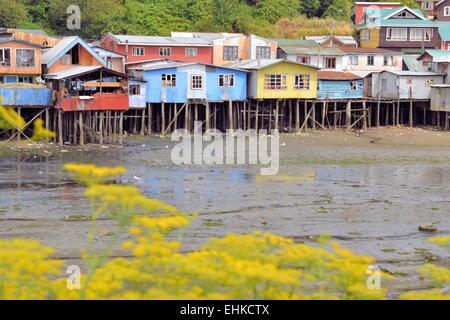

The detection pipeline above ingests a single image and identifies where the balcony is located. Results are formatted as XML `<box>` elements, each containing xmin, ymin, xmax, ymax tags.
<box><xmin>58</xmin><ymin>92</ymin><xmax>129</xmax><ymax>112</ymax></box>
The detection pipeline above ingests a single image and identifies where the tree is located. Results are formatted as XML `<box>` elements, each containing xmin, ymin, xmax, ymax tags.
<box><xmin>300</xmin><ymin>0</ymin><xmax>320</xmax><ymax>18</ymax></box>
<box><xmin>256</xmin><ymin>0</ymin><xmax>299</xmax><ymax>24</ymax></box>
<box><xmin>324</xmin><ymin>0</ymin><xmax>352</xmax><ymax>22</ymax></box>
<box><xmin>0</xmin><ymin>0</ymin><xmax>28</xmax><ymax>28</ymax></box>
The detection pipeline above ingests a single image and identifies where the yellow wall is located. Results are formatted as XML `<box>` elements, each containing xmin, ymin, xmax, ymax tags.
<box><xmin>359</xmin><ymin>28</ymin><xmax>380</xmax><ymax>48</ymax></box>
<box><xmin>255</xmin><ymin>61</ymin><xmax>317</xmax><ymax>99</ymax></box>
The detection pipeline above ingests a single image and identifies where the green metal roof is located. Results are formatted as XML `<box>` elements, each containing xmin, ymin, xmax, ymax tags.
<box><xmin>279</xmin><ymin>46</ymin><xmax>346</xmax><ymax>56</ymax></box>
<box><xmin>438</xmin><ymin>21</ymin><xmax>450</xmax><ymax>41</ymax></box>
<box><xmin>358</xmin><ymin>6</ymin><xmax>437</xmax><ymax>28</ymax></box>
<box><xmin>269</xmin><ymin>38</ymin><xmax>318</xmax><ymax>47</ymax></box>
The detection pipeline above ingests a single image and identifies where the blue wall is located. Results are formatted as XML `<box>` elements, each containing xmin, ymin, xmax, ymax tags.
<box><xmin>206</xmin><ymin>67</ymin><xmax>247</xmax><ymax>101</ymax></box>
<box><xmin>0</xmin><ymin>88</ymin><xmax>53</xmax><ymax>106</ymax></box>
<box><xmin>145</xmin><ymin>67</ymin><xmax>188</xmax><ymax>103</ymax></box>
<box><xmin>317</xmin><ymin>79</ymin><xmax>364</xmax><ymax>100</ymax></box>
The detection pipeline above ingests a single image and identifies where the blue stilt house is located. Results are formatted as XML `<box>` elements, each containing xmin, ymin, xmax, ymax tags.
<box><xmin>317</xmin><ymin>71</ymin><xmax>364</xmax><ymax>100</ymax></box>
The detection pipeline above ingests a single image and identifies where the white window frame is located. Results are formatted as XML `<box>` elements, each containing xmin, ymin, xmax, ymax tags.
<box><xmin>161</xmin><ymin>74</ymin><xmax>176</xmax><ymax>87</ymax></box>
<box><xmin>223</xmin><ymin>46</ymin><xmax>238</xmax><ymax>61</ymax></box>
<box><xmin>159</xmin><ymin>47</ymin><xmax>171</xmax><ymax>57</ymax></box>
<box><xmin>386</xmin><ymin>28</ymin><xmax>407</xmax><ymax>41</ymax></box>
<box><xmin>383</xmin><ymin>55</ymin><xmax>394</xmax><ymax>66</ymax></box>
<box><xmin>410</xmin><ymin>28</ymin><xmax>433</xmax><ymax>41</ymax></box>
<box><xmin>129</xmin><ymin>84</ymin><xmax>141</xmax><ymax>96</ymax></box>
<box><xmin>323</xmin><ymin>57</ymin><xmax>337</xmax><ymax>69</ymax></box>
<box><xmin>297</xmin><ymin>56</ymin><xmax>311</xmax><ymax>64</ymax></box>
<box><xmin>445</xmin><ymin>6</ymin><xmax>450</xmax><ymax>16</ymax></box>
<box><xmin>132</xmin><ymin>47</ymin><xmax>145</xmax><ymax>56</ymax></box>
<box><xmin>0</xmin><ymin>48</ymin><xmax>11</xmax><ymax>66</ymax></box>
<box><xmin>264</xmin><ymin>74</ymin><xmax>288</xmax><ymax>90</ymax></box>
<box><xmin>185</xmin><ymin>47</ymin><xmax>198</xmax><ymax>57</ymax></box>
<box><xmin>191</xmin><ymin>74</ymin><xmax>203</xmax><ymax>90</ymax></box>
<box><xmin>256</xmin><ymin>46</ymin><xmax>271</xmax><ymax>59</ymax></box>
<box><xmin>360</xmin><ymin>29</ymin><xmax>370</xmax><ymax>41</ymax></box>
<box><xmin>349</xmin><ymin>55</ymin><xmax>358</xmax><ymax>66</ymax></box>
<box><xmin>294</xmin><ymin>74</ymin><xmax>310</xmax><ymax>90</ymax></box>
<box><xmin>218</xmin><ymin>74</ymin><xmax>235</xmax><ymax>87</ymax></box>
<box><xmin>16</xmin><ymin>48</ymin><xmax>35</xmax><ymax>68</ymax></box>
<box><xmin>349</xmin><ymin>80</ymin><xmax>358</xmax><ymax>91</ymax></box>
<box><xmin>367</xmin><ymin>55</ymin><xmax>375</xmax><ymax>66</ymax></box>
<box><xmin>422</xmin><ymin>1</ymin><xmax>433</xmax><ymax>10</ymax></box>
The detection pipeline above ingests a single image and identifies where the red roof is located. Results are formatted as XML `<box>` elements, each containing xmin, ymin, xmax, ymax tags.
<box><xmin>317</xmin><ymin>71</ymin><xmax>363</xmax><ymax>80</ymax></box>
<box><xmin>339</xmin><ymin>47</ymin><xmax>402</xmax><ymax>54</ymax></box>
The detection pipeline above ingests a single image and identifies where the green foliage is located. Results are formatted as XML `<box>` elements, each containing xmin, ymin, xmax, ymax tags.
<box><xmin>9</xmin><ymin>0</ymin><xmax>360</xmax><ymax>39</ymax></box>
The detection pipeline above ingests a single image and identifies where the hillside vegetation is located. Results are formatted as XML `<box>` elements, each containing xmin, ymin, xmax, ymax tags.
<box><xmin>2</xmin><ymin>0</ymin><xmax>418</xmax><ymax>39</ymax></box>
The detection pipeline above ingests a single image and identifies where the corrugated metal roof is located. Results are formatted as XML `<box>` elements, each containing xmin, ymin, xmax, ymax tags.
<box><xmin>402</xmin><ymin>54</ymin><xmax>421</xmax><ymax>72</ymax></box>
<box><xmin>438</xmin><ymin>21</ymin><xmax>450</xmax><ymax>40</ymax></box>
<box><xmin>0</xmin><ymin>37</ymin><xmax>45</xmax><ymax>47</ymax></box>
<box><xmin>227</xmin><ymin>59</ymin><xmax>319</xmax><ymax>70</ymax></box>
<box><xmin>384</xmin><ymin>70</ymin><xmax>444</xmax><ymax>76</ymax></box>
<box><xmin>340</xmin><ymin>47</ymin><xmax>402</xmax><ymax>54</ymax></box>
<box><xmin>318</xmin><ymin>71</ymin><xmax>363</xmax><ymax>80</ymax></box>
<box><xmin>44</xmin><ymin>66</ymin><xmax>102</xmax><ymax>79</ymax></box>
<box><xmin>279</xmin><ymin>46</ymin><xmax>346</xmax><ymax>56</ymax></box>
<box><xmin>110</xmin><ymin>34</ymin><xmax>212</xmax><ymax>46</ymax></box>
<box><xmin>142</xmin><ymin>61</ymin><xmax>248</xmax><ymax>72</ymax></box>
<box><xmin>305</xmin><ymin>36</ymin><xmax>357</xmax><ymax>45</ymax></box>
<box><xmin>171</xmin><ymin>32</ymin><xmax>243</xmax><ymax>41</ymax></box>
<box><xmin>269</xmin><ymin>38</ymin><xmax>318</xmax><ymax>47</ymax></box>
<box><xmin>358</xmin><ymin>6</ymin><xmax>437</xmax><ymax>28</ymax></box>
<box><xmin>92</xmin><ymin>46</ymin><xmax>125</xmax><ymax>59</ymax></box>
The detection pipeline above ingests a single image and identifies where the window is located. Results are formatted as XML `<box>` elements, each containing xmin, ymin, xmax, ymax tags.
<box><xmin>223</xmin><ymin>46</ymin><xmax>238</xmax><ymax>61</ymax></box>
<box><xmin>191</xmin><ymin>75</ymin><xmax>203</xmax><ymax>89</ymax></box>
<box><xmin>218</xmin><ymin>74</ymin><xmax>235</xmax><ymax>87</ymax></box>
<box><xmin>16</xmin><ymin>49</ymin><xmax>35</xmax><ymax>67</ymax></box>
<box><xmin>445</xmin><ymin>7</ymin><xmax>450</xmax><ymax>16</ymax></box>
<box><xmin>349</xmin><ymin>55</ymin><xmax>358</xmax><ymax>66</ymax></box>
<box><xmin>71</xmin><ymin>46</ymin><xmax>79</xmax><ymax>64</ymax></box>
<box><xmin>361</xmin><ymin>29</ymin><xmax>370</xmax><ymax>41</ymax></box>
<box><xmin>294</xmin><ymin>74</ymin><xmax>310</xmax><ymax>90</ymax></box>
<box><xmin>425</xmin><ymin>79</ymin><xmax>434</xmax><ymax>86</ymax></box>
<box><xmin>61</xmin><ymin>52</ymin><xmax>71</xmax><ymax>65</ymax></box>
<box><xmin>132</xmin><ymin>47</ymin><xmax>145</xmax><ymax>56</ymax></box>
<box><xmin>185</xmin><ymin>48</ymin><xmax>197</xmax><ymax>57</ymax></box>
<box><xmin>0</xmin><ymin>48</ymin><xmax>11</xmax><ymax>66</ymax></box>
<box><xmin>349</xmin><ymin>80</ymin><xmax>358</xmax><ymax>91</ymax></box>
<box><xmin>264</xmin><ymin>74</ymin><xmax>288</xmax><ymax>90</ymax></box>
<box><xmin>256</xmin><ymin>46</ymin><xmax>271</xmax><ymax>59</ymax></box>
<box><xmin>159</xmin><ymin>47</ymin><xmax>171</xmax><ymax>57</ymax></box>
<box><xmin>422</xmin><ymin>1</ymin><xmax>432</xmax><ymax>10</ymax></box>
<box><xmin>383</xmin><ymin>55</ymin><xmax>394</xmax><ymax>66</ymax></box>
<box><xmin>386</xmin><ymin>28</ymin><xmax>407</xmax><ymax>41</ymax></box>
<box><xmin>410</xmin><ymin>28</ymin><xmax>432</xmax><ymax>41</ymax></box>
<box><xmin>162</xmin><ymin>74</ymin><xmax>176</xmax><ymax>87</ymax></box>
<box><xmin>297</xmin><ymin>56</ymin><xmax>311</xmax><ymax>64</ymax></box>
<box><xmin>129</xmin><ymin>84</ymin><xmax>140</xmax><ymax>95</ymax></box>
<box><xmin>18</xmin><ymin>76</ymin><xmax>33</xmax><ymax>83</ymax></box>
<box><xmin>324</xmin><ymin>57</ymin><xmax>336</xmax><ymax>69</ymax></box>
<box><xmin>367</xmin><ymin>55</ymin><xmax>374</xmax><ymax>66</ymax></box>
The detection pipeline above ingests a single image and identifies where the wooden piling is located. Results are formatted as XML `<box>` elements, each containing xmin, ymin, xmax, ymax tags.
<box><xmin>79</xmin><ymin>112</ymin><xmax>84</xmax><ymax>146</ymax></box>
<box><xmin>295</xmin><ymin>100</ymin><xmax>300</xmax><ymax>131</ymax></box>
<box><xmin>205</xmin><ymin>102</ymin><xmax>210</xmax><ymax>131</ymax></box>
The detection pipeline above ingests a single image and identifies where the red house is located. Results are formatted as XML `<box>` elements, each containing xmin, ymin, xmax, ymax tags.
<box><xmin>352</xmin><ymin>2</ymin><xmax>402</xmax><ymax>24</ymax></box>
<box><xmin>100</xmin><ymin>33</ymin><xmax>213</xmax><ymax>64</ymax></box>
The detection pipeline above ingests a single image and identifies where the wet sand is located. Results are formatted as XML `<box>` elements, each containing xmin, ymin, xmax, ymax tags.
<box><xmin>0</xmin><ymin>126</ymin><xmax>449</xmax><ymax>298</ymax></box>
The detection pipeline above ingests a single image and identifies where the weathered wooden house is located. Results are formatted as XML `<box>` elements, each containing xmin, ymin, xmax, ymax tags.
<box><xmin>417</xmin><ymin>0</ymin><xmax>441</xmax><ymax>19</ymax></box>
<box><xmin>417</xmin><ymin>49</ymin><xmax>450</xmax><ymax>76</ymax></box>
<box><xmin>100</xmin><ymin>33</ymin><xmax>213</xmax><ymax>64</ymax></box>
<box><xmin>277</xmin><ymin>46</ymin><xmax>346</xmax><ymax>71</ymax></box>
<box><xmin>340</xmin><ymin>47</ymin><xmax>403</xmax><ymax>72</ymax></box>
<box><xmin>92</xmin><ymin>46</ymin><xmax>126</xmax><ymax>73</ymax></box>
<box><xmin>171</xmin><ymin>32</ymin><xmax>278</xmax><ymax>66</ymax></box>
<box><xmin>228</xmin><ymin>59</ymin><xmax>318</xmax><ymax>100</ymax></box>
<box><xmin>0</xmin><ymin>37</ymin><xmax>52</xmax><ymax>109</ymax></box>
<box><xmin>0</xmin><ymin>28</ymin><xmax>59</xmax><ymax>48</ymax></box>
<box><xmin>143</xmin><ymin>61</ymin><xmax>247</xmax><ymax>103</ymax></box>
<box><xmin>352</xmin><ymin>2</ymin><xmax>402</xmax><ymax>25</ymax></box>
<box><xmin>357</xmin><ymin>6</ymin><xmax>441</xmax><ymax>53</ymax></box>
<box><xmin>317</xmin><ymin>71</ymin><xmax>364</xmax><ymax>100</ymax></box>
<box><xmin>369</xmin><ymin>70</ymin><xmax>444</xmax><ymax>99</ymax></box>
<box><xmin>435</xmin><ymin>0</ymin><xmax>450</xmax><ymax>21</ymax></box>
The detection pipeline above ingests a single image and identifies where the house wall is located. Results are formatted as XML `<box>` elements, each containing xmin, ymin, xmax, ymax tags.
<box><xmin>178</xmin><ymin>64</ymin><xmax>206</xmax><ymax>100</ymax></box>
<box><xmin>144</xmin><ymin>67</ymin><xmax>188</xmax><ymax>103</ymax></box>
<box><xmin>378</xmin><ymin>27</ymin><xmax>441</xmax><ymax>50</ymax></box>
<box><xmin>47</xmin><ymin>45</ymin><xmax>103</xmax><ymax>74</ymax></box>
<box><xmin>430</xmin><ymin>86</ymin><xmax>450</xmax><ymax>111</ymax></box>
<box><xmin>7</xmin><ymin>29</ymin><xmax>60</xmax><ymax>47</ymax></box>
<box><xmin>371</xmin><ymin>72</ymin><xmax>444</xmax><ymax>99</ymax></box>
<box><xmin>111</xmin><ymin>42</ymin><xmax>213</xmax><ymax>64</ymax></box>
<box><xmin>129</xmin><ymin>80</ymin><xmax>146</xmax><ymax>109</ymax></box>
<box><xmin>205</xmin><ymin>67</ymin><xmax>247</xmax><ymax>101</ymax></box>
<box><xmin>252</xmin><ymin>62</ymin><xmax>317</xmax><ymax>99</ymax></box>
<box><xmin>359</xmin><ymin>28</ymin><xmax>381</xmax><ymax>48</ymax></box>
<box><xmin>0</xmin><ymin>87</ymin><xmax>53</xmax><ymax>106</ymax></box>
<box><xmin>285</xmin><ymin>54</ymin><xmax>344</xmax><ymax>71</ymax></box>
<box><xmin>343</xmin><ymin>54</ymin><xmax>403</xmax><ymax>71</ymax></box>
<box><xmin>248</xmin><ymin>35</ymin><xmax>278</xmax><ymax>60</ymax></box>
<box><xmin>0</xmin><ymin>40</ymin><xmax>41</xmax><ymax>76</ymax></box>
<box><xmin>212</xmin><ymin>36</ymin><xmax>246</xmax><ymax>66</ymax></box>
<box><xmin>317</xmin><ymin>79</ymin><xmax>364</xmax><ymax>100</ymax></box>
<box><xmin>436</xmin><ymin>0</ymin><xmax>450</xmax><ymax>21</ymax></box>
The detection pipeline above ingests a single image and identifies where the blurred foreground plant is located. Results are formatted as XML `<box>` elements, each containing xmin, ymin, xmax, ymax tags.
<box><xmin>1</xmin><ymin>164</ymin><xmax>447</xmax><ymax>300</ymax></box>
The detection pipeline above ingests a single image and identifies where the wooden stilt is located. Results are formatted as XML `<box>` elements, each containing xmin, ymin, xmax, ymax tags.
<box><xmin>275</xmin><ymin>100</ymin><xmax>279</xmax><ymax>131</ymax></box>
<box><xmin>295</xmin><ymin>100</ymin><xmax>300</xmax><ymax>131</ymax></box>
<box><xmin>362</xmin><ymin>100</ymin><xmax>367</xmax><ymax>130</ymax></box>
<box><xmin>312</xmin><ymin>102</ymin><xmax>316</xmax><ymax>132</ymax></box>
<box><xmin>333</xmin><ymin>102</ymin><xmax>337</xmax><ymax>129</ymax></box>
<box><xmin>140</xmin><ymin>107</ymin><xmax>146</xmax><ymax>135</ymax></box>
<box><xmin>228</xmin><ymin>100</ymin><xmax>233</xmax><ymax>130</ymax></box>
<box><xmin>119</xmin><ymin>112</ymin><xmax>123</xmax><ymax>145</ymax></box>
<box><xmin>58</xmin><ymin>109</ymin><xmax>63</xmax><ymax>146</ymax></box>
<box><xmin>255</xmin><ymin>100</ymin><xmax>259</xmax><ymax>131</ymax></box>
<box><xmin>376</xmin><ymin>93</ymin><xmax>381</xmax><ymax>127</ymax></box>
<box><xmin>304</xmin><ymin>100</ymin><xmax>308</xmax><ymax>131</ymax></box>
<box><xmin>148</xmin><ymin>103</ymin><xmax>152</xmax><ymax>134</ymax></box>
<box><xmin>346</xmin><ymin>101</ymin><xmax>351</xmax><ymax>129</ymax></box>
<box><xmin>99</xmin><ymin>111</ymin><xmax>104</xmax><ymax>144</ymax></box>
<box><xmin>185</xmin><ymin>102</ymin><xmax>190</xmax><ymax>131</ymax></box>
<box><xmin>161</xmin><ymin>102</ymin><xmax>166</xmax><ymax>134</ymax></box>
<box><xmin>205</xmin><ymin>101</ymin><xmax>210</xmax><ymax>131</ymax></box>
<box><xmin>409</xmin><ymin>87</ymin><xmax>413</xmax><ymax>128</ymax></box>
<box><xmin>79</xmin><ymin>112</ymin><xmax>84</xmax><ymax>146</ymax></box>
<box><xmin>73</xmin><ymin>112</ymin><xmax>78</xmax><ymax>144</ymax></box>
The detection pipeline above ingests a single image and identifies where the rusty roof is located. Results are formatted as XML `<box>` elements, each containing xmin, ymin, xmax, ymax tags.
<box><xmin>318</xmin><ymin>71</ymin><xmax>363</xmax><ymax>80</ymax></box>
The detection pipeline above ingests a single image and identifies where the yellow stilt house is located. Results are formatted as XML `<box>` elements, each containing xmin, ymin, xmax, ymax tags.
<box><xmin>228</xmin><ymin>59</ymin><xmax>318</xmax><ymax>99</ymax></box>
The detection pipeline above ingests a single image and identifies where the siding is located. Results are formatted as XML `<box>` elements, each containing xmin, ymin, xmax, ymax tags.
<box><xmin>359</xmin><ymin>28</ymin><xmax>380</xmax><ymax>48</ymax></box>
<box><xmin>0</xmin><ymin>87</ymin><xmax>53</xmax><ymax>106</ymax></box>
<box><xmin>0</xmin><ymin>40</ymin><xmax>42</xmax><ymax>76</ymax></box>
<box><xmin>206</xmin><ymin>67</ymin><xmax>247</xmax><ymax>101</ymax></box>
<box><xmin>317</xmin><ymin>79</ymin><xmax>364</xmax><ymax>100</ymax></box>
<box><xmin>144</xmin><ymin>67</ymin><xmax>188</xmax><ymax>103</ymax></box>
<box><xmin>378</xmin><ymin>27</ymin><xmax>441</xmax><ymax>50</ymax></box>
